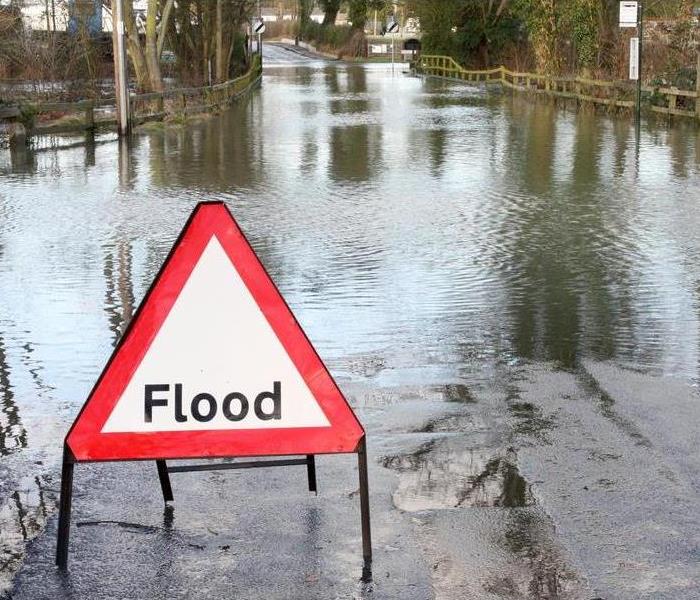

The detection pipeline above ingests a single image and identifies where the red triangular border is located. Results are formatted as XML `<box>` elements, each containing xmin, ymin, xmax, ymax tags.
<box><xmin>66</xmin><ymin>202</ymin><xmax>365</xmax><ymax>461</ymax></box>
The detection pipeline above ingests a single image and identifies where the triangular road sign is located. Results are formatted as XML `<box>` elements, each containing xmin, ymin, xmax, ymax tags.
<box><xmin>66</xmin><ymin>202</ymin><xmax>364</xmax><ymax>461</ymax></box>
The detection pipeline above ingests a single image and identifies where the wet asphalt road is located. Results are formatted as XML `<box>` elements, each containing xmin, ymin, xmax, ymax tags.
<box><xmin>2</xmin><ymin>43</ymin><xmax>700</xmax><ymax>598</ymax></box>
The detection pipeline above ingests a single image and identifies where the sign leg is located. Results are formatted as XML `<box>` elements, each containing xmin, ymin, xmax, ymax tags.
<box><xmin>357</xmin><ymin>438</ymin><xmax>372</xmax><ymax>564</ymax></box>
<box><xmin>56</xmin><ymin>446</ymin><xmax>75</xmax><ymax>569</ymax></box>
<box><xmin>156</xmin><ymin>460</ymin><xmax>174</xmax><ymax>502</ymax></box>
<box><xmin>306</xmin><ymin>454</ymin><xmax>317</xmax><ymax>494</ymax></box>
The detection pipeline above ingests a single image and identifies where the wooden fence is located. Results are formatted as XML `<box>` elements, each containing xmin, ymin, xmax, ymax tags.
<box><xmin>2</xmin><ymin>55</ymin><xmax>262</xmax><ymax>135</ymax></box>
<box><xmin>416</xmin><ymin>55</ymin><xmax>700</xmax><ymax>121</ymax></box>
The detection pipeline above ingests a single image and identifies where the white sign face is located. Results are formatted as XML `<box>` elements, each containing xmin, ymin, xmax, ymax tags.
<box><xmin>387</xmin><ymin>21</ymin><xmax>399</xmax><ymax>34</ymax></box>
<box><xmin>619</xmin><ymin>1</ymin><xmax>638</xmax><ymax>28</ymax></box>
<box><xmin>629</xmin><ymin>37</ymin><xmax>639</xmax><ymax>80</ymax></box>
<box><xmin>102</xmin><ymin>237</ymin><xmax>331</xmax><ymax>433</ymax></box>
<box><xmin>254</xmin><ymin>19</ymin><xmax>266</xmax><ymax>34</ymax></box>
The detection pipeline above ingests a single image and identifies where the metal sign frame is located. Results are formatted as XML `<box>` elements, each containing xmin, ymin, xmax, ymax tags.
<box><xmin>56</xmin><ymin>439</ymin><xmax>371</xmax><ymax>570</ymax></box>
<box><xmin>55</xmin><ymin>201</ymin><xmax>372</xmax><ymax>571</ymax></box>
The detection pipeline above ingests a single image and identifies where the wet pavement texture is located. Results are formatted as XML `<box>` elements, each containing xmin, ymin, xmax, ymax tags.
<box><xmin>2</xmin><ymin>44</ymin><xmax>700</xmax><ymax>598</ymax></box>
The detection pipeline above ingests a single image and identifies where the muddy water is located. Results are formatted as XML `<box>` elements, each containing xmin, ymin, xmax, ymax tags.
<box><xmin>2</xmin><ymin>45</ymin><xmax>700</xmax><ymax>598</ymax></box>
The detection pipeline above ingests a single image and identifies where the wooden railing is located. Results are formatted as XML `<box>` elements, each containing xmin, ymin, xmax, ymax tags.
<box><xmin>416</xmin><ymin>55</ymin><xmax>700</xmax><ymax>120</ymax></box>
<box><xmin>129</xmin><ymin>55</ymin><xmax>262</xmax><ymax>123</ymax></box>
<box><xmin>2</xmin><ymin>55</ymin><xmax>262</xmax><ymax>134</ymax></box>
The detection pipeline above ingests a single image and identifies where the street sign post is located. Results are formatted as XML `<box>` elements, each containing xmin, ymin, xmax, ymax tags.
<box><xmin>254</xmin><ymin>18</ymin><xmax>265</xmax><ymax>54</ymax></box>
<box><xmin>619</xmin><ymin>1</ymin><xmax>638</xmax><ymax>27</ymax></box>
<box><xmin>55</xmin><ymin>202</ymin><xmax>371</xmax><ymax>570</ymax></box>
<box><xmin>387</xmin><ymin>19</ymin><xmax>399</xmax><ymax>75</ymax></box>
<box><xmin>619</xmin><ymin>1</ymin><xmax>643</xmax><ymax>131</ymax></box>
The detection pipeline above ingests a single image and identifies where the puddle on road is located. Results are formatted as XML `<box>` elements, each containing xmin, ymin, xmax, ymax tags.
<box><xmin>383</xmin><ymin>440</ymin><xmax>534</xmax><ymax>511</ymax></box>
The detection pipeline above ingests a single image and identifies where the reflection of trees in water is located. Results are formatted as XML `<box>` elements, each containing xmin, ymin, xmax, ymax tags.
<box><xmin>511</xmin><ymin>99</ymin><xmax>556</xmax><ymax>196</ymax></box>
<box><xmin>329</xmin><ymin>124</ymin><xmax>382</xmax><ymax>182</ymax></box>
<box><xmin>428</xmin><ymin>127</ymin><xmax>448</xmax><ymax>173</ymax></box>
<box><xmin>103</xmin><ymin>240</ymin><xmax>135</xmax><ymax>345</ymax></box>
<box><xmin>499</xmin><ymin>104</ymin><xmax>643</xmax><ymax>367</ymax></box>
<box><xmin>6</xmin><ymin>143</ymin><xmax>37</xmax><ymax>175</ymax></box>
<box><xmin>668</xmin><ymin>124</ymin><xmax>693</xmax><ymax>180</ymax></box>
<box><xmin>146</xmin><ymin>96</ymin><xmax>262</xmax><ymax>191</ymax></box>
<box><xmin>384</xmin><ymin>439</ymin><xmax>533</xmax><ymax>510</ymax></box>
<box><xmin>326</xmin><ymin>65</ymin><xmax>383</xmax><ymax>182</ymax></box>
<box><xmin>0</xmin><ymin>333</ymin><xmax>25</xmax><ymax>456</ymax></box>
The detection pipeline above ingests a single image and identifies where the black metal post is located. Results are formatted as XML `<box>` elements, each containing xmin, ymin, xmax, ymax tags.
<box><xmin>156</xmin><ymin>460</ymin><xmax>174</xmax><ymax>502</ymax></box>
<box><xmin>306</xmin><ymin>454</ymin><xmax>317</xmax><ymax>494</ymax></box>
<box><xmin>56</xmin><ymin>446</ymin><xmax>75</xmax><ymax>569</ymax></box>
<box><xmin>357</xmin><ymin>438</ymin><xmax>372</xmax><ymax>564</ymax></box>
<box><xmin>636</xmin><ymin>1</ymin><xmax>644</xmax><ymax>132</ymax></box>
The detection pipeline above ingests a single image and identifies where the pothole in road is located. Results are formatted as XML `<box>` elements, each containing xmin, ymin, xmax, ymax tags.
<box><xmin>382</xmin><ymin>440</ymin><xmax>534</xmax><ymax>511</ymax></box>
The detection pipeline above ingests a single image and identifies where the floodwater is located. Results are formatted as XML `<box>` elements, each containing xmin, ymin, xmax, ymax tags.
<box><xmin>2</xmin><ymin>44</ymin><xmax>700</xmax><ymax>598</ymax></box>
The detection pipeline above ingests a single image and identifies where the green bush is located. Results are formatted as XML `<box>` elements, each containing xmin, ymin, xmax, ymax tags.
<box><xmin>302</xmin><ymin>22</ymin><xmax>354</xmax><ymax>49</ymax></box>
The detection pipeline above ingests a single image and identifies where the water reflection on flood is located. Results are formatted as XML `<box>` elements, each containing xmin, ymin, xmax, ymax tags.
<box><xmin>2</xmin><ymin>48</ymin><xmax>700</xmax><ymax>594</ymax></box>
<box><xmin>384</xmin><ymin>442</ymin><xmax>533</xmax><ymax>511</ymax></box>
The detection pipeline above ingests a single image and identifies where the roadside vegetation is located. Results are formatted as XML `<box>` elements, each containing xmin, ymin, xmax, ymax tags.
<box><xmin>411</xmin><ymin>0</ymin><xmax>700</xmax><ymax>90</ymax></box>
<box><xmin>296</xmin><ymin>0</ymin><xmax>391</xmax><ymax>57</ymax></box>
<box><xmin>0</xmin><ymin>0</ymin><xmax>257</xmax><ymax>101</ymax></box>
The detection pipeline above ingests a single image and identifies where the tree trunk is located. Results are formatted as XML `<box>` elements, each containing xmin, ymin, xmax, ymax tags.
<box><xmin>145</xmin><ymin>0</ymin><xmax>163</xmax><ymax>92</ymax></box>
<box><xmin>215</xmin><ymin>0</ymin><xmax>225</xmax><ymax>82</ymax></box>
<box><xmin>321</xmin><ymin>0</ymin><xmax>340</xmax><ymax>26</ymax></box>
<box><xmin>123</xmin><ymin>0</ymin><xmax>149</xmax><ymax>91</ymax></box>
<box><xmin>157</xmin><ymin>0</ymin><xmax>176</xmax><ymax>59</ymax></box>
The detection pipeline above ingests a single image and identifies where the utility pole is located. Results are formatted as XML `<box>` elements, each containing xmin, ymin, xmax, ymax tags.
<box><xmin>111</xmin><ymin>0</ymin><xmax>130</xmax><ymax>136</ymax></box>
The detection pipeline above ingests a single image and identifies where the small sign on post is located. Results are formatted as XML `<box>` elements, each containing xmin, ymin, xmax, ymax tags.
<box><xmin>387</xmin><ymin>20</ymin><xmax>399</xmax><ymax>34</ymax></box>
<box><xmin>619</xmin><ymin>1</ymin><xmax>638</xmax><ymax>28</ymax></box>
<box><xmin>629</xmin><ymin>37</ymin><xmax>639</xmax><ymax>80</ymax></box>
<box><xmin>55</xmin><ymin>202</ymin><xmax>371</xmax><ymax>572</ymax></box>
<box><xmin>253</xmin><ymin>18</ymin><xmax>266</xmax><ymax>34</ymax></box>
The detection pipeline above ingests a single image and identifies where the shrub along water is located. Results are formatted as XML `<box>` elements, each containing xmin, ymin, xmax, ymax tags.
<box><xmin>409</xmin><ymin>0</ymin><xmax>699</xmax><ymax>88</ymax></box>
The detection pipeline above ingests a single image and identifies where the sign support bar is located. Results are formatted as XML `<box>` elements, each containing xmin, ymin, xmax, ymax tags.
<box><xmin>55</xmin><ymin>444</ymin><xmax>372</xmax><ymax>568</ymax></box>
<box><xmin>156</xmin><ymin>460</ymin><xmax>173</xmax><ymax>502</ymax></box>
<box><xmin>56</xmin><ymin>446</ymin><xmax>75</xmax><ymax>569</ymax></box>
<box><xmin>306</xmin><ymin>454</ymin><xmax>317</xmax><ymax>494</ymax></box>
<box><xmin>358</xmin><ymin>438</ymin><xmax>372</xmax><ymax>564</ymax></box>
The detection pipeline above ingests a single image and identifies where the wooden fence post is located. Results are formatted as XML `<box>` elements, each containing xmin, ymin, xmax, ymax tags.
<box><xmin>669</xmin><ymin>90</ymin><xmax>677</xmax><ymax>115</ymax></box>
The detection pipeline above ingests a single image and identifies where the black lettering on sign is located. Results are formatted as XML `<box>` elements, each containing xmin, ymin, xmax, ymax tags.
<box><xmin>142</xmin><ymin>383</ymin><xmax>281</xmax><ymax>423</ymax></box>
<box><xmin>191</xmin><ymin>393</ymin><xmax>217</xmax><ymax>422</ymax></box>
<box><xmin>223</xmin><ymin>392</ymin><xmax>249</xmax><ymax>421</ymax></box>
<box><xmin>144</xmin><ymin>384</ymin><xmax>169</xmax><ymax>422</ymax></box>
<box><xmin>254</xmin><ymin>381</ymin><xmax>281</xmax><ymax>420</ymax></box>
<box><xmin>174</xmin><ymin>383</ymin><xmax>188</xmax><ymax>422</ymax></box>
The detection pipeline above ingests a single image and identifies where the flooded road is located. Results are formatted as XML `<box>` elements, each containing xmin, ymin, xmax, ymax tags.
<box><xmin>2</xmin><ymin>43</ymin><xmax>700</xmax><ymax>598</ymax></box>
